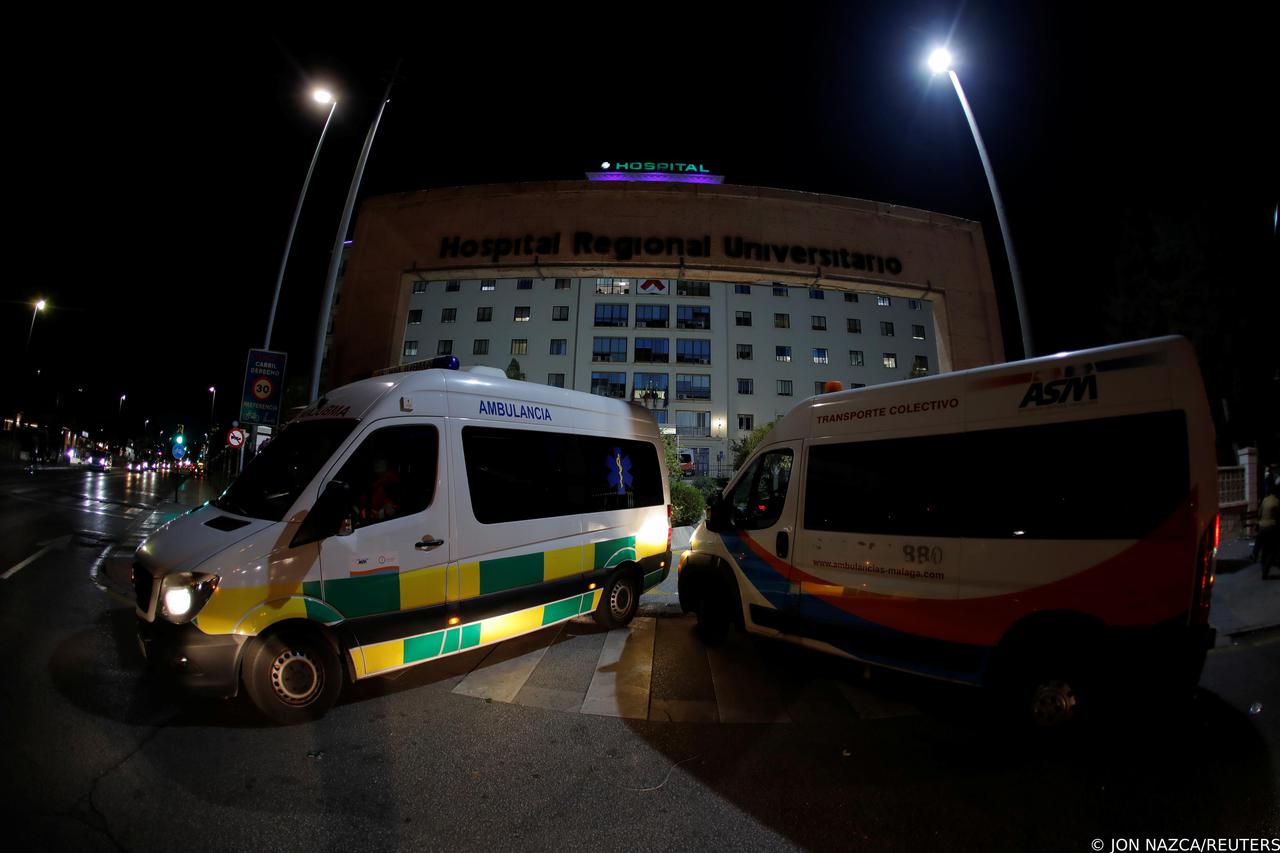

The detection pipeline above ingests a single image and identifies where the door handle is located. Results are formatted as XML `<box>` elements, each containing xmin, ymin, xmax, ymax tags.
<box><xmin>776</xmin><ymin>530</ymin><xmax>790</xmax><ymax>559</ymax></box>
<box><xmin>415</xmin><ymin>536</ymin><xmax>445</xmax><ymax>551</ymax></box>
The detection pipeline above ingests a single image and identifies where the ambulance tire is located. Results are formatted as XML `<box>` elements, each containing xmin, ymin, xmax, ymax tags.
<box><xmin>1002</xmin><ymin>642</ymin><xmax>1096</xmax><ymax>733</ymax></box>
<box><xmin>694</xmin><ymin>583</ymin><xmax>731</xmax><ymax>646</ymax></box>
<box><xmin>244</xmin><ymin>626</ymin><xmax>343</xmax><ymax>725</ymax></box>
<box><xmin>594</xmin><ymin>569</ymin><xmax>640</xmax><ymax>629</ymax></box>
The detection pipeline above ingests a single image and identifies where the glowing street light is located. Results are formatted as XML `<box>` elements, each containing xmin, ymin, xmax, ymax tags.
<box><xmin>26</xmin><ymin>298</ymin><xmax>46</xmax><ymax>352</ymax></box>
<box><xmin>926</xmin><ymin>45</ymin><xmax>1034</xmax><ymax>357</ymax></box>
<box><xmin>209</xmin><ymin>386</ymin><xmax>217</xmax><ymax>424</ymax></box>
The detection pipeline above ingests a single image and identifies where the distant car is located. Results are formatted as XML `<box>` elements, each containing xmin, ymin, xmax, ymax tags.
<box><xmin>88</xmin><ymin>456</ymin><xmax>112</xmax><ymax>471</ymax></box>
<box><xmin>678</xmin><ymin>451</ymin><xmax>696</xmax><ymax>478</ymax></box>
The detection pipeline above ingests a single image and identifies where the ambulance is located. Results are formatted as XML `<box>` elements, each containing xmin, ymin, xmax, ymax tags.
<box><xmin>134</xmin><ymin>358</ymin><xmax>673</xmax><ymax>724</ymax></box>
<box><xmin>678</xmin><ymin>336</ymin><xmax>1218</xmax><ymax>726</ymax></box>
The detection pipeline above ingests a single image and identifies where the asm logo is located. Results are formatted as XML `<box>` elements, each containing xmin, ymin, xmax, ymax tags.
<box><xmin>1019</xmin><ymin>373</ymin><xmax>1098</xmax><ymax>408</ymax></box>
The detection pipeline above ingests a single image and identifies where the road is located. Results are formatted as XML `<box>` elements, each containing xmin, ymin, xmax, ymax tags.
<box><xmin>0</xmin><ymin>467</ymin><xmax>1276</xmax><ymax>851</ymax></box>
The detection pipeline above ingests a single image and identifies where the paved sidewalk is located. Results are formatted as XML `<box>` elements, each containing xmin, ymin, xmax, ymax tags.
<box><xmin>1210</xmin><ymin>536</ymin><xmax>1280</xmax><ymax>640</ymax></box>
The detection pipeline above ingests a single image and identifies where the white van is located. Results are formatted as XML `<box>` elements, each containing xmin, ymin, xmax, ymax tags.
<box><xmin>679</xmin><ymin>336</ymin><xmax>1218</xmax><ymax>726</ymax></box>
<box><xmin>134</xmin><ymin>360</ymin><xmax>673</xmax><ymax>723</ymax></box>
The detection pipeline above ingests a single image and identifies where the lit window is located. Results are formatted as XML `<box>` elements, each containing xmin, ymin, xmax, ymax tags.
<box><xmin>595</xmin><ymin>278</ymin><xmax>630</xmax><ymax>295</ymax></box>
<box><xmin>875</xmin><ymin>295</ymin><xmax>891</xmax><ymax>307</ymax></box>
<box><xmin>911</xmin><ymin>355</ymin><xmax>929</xmax><ymax>377</ymax></box>
<box><xmin>481</xmin><ymin>280</ymin><xmax>496</xmax><ymax>291</ymax></box>
<box><xmin>412</xmin><ymin>281</ymin><xmax>428</xmax><ymax>294</ymax></box>
<box><xmin>882</xmin><ymin>353</ymin><xmax>897</xmax><ymax>369</ymax></box>
<box><xmin>776</xmin><ymin>346</ymin><xmax>792</xmax><ymax>363</ymax></box>
<box><xmin>812</xmin><ymin>348</ymin><xmax>829</xmax><ymax>364</ymax></box>
<box><xmin>633</xmin><ymin>373</ymin><xmax>669</xmax><ymax>408</ymax></box>
<box><xmin>912</xmin><ymin>324</ymin><xmax>926</xmax><ymax>340</ymax></box>
<box><xmin>514</xmin><ymin>306</ymin><xmax>530</xmax><ymax>323</ymax></box>
<box><xmin>511</xmin><ymin>339</ymin><xmax>528</xmax><ymax>355</ymax></box>
<box><xmin>403</xmin><ymin>340</ymin><xmax>418</xmax><ymax>357</ymax></box>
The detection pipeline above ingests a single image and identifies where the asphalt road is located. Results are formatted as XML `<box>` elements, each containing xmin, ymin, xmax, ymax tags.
<box><xmin>1</xmin><ymin>468</ymin><xmax>1277</xmax><ymax>852</ymax></box>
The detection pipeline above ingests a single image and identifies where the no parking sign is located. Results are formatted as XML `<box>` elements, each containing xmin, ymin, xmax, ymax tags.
<box><xmin>240</xmin><ymin>349</ymin><xmax>287</xmax><ymax>425</ymax></box>
<box><xmin>227</xmin><ymin>428</ymin><xmax>246</xmax><ymax>449</ymax></box>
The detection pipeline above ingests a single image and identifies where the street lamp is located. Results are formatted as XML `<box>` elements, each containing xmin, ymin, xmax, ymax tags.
<box><xmin>926</xmin><ymin>46</ymin><xmax>1034</xmax><ymax>358</ymax></box>
<box><xmin>26</xmin><ymin>299</ymin><xmax>46</xmax><ymax>352</ymax></box>
<box><xmin>119</xmin><ymin>394</ymin><xmax>126</xmax><ymax>415</ymax></box>
<box><xmin>208</xmin><ymin>386</ymin><xmax>216</xmax><ymax>424</ymax></box>
<box><xmin>264</xmin><ymin>87</ymin><xmax>339</xmax><ymax>351</ymax></box>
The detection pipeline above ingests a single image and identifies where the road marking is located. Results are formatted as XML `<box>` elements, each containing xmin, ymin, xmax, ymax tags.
<box><xmin>581</xmin><ymin>616</ymin><xmax>657</xmax><ymax>719</ymax></box>
<box><xmin>2</xmin><ymin>534</ymin><xmax>72</xmax><ymax>580</ymax></box>
<box><xmin>451</xmin><ymin>625</ymin><xmax>562</xmax><ymax>703</ymax></box>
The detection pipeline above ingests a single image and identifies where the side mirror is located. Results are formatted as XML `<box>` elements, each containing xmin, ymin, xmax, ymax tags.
<box><xmin>704</xmin><ymin>491</ymin><xmax>731</xmax><ymax>533</ymax></box>
<box><xmin>291</xmin><ymin>480</ymin><xmax>353</xmax><ymax>547</ymax></box>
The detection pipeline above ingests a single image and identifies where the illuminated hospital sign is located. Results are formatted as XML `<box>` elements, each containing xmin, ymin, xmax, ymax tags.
<box><xmin>587</xmin><ymin>160</ymin><xmax>723</xmax><ymax>184</ymax></box>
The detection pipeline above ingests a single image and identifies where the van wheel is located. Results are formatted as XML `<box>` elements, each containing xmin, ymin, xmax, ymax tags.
<box><xmin>243</xmin><ymin>628</ymin><xmax>342</xmax><ymax>725</ymax></box>
<box><xmin>695</xmin><ymin>585</ymin><xmax>730</xmax><ymax>645</ymax></box>
<box><xmin>1004</xmin><ymin>649</ymin><xmax>1092</xmax><ymax>732</ymax></box>
<box><xmin>594</xmin><ymin>571</ymin><xmax>639</xmax><ymax>629</ymax></box>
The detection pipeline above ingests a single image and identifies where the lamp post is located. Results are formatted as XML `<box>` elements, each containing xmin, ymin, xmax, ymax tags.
<box><xmin>264</xmin><ymin>88</ymin><xmax>338</xmax><ymax>350</ymax></box>
<box><xmin>927</xmin><ymin>47</ymin><xmax>1034</xmax><ymax>358</ymax></box>
<box><xmin>26</xmin><ymin>299</ymin><xmax>46</xmax><ymax>352</ymax></box>
<box><xmin>208</xmin><ymin>386</ymin><xmax>216</xmax><ymax>424</ymax></box>
<box><xmin>118</xmin><ymin>394</ymin><xmax>126</xmax><ymax>415</ymax></box>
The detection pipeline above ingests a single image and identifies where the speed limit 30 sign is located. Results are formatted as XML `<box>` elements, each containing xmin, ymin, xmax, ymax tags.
<box><xmin>239</xmin><ymin>349</ymin><xmax>287</xmax><ymax>425</ymax></box>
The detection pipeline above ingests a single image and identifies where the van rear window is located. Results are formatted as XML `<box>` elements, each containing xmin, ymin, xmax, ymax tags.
<box><xmin>462</xmin><ymin>427</ymin><xmax>664</xmax><ymax>524</ymax></box>
<box><xmin>804</xmin><ymin>410</ymin><xmax>1189</xmax><ymax>540</ymax></box>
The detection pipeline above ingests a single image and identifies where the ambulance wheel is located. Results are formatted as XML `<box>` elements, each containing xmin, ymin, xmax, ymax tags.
<box><xmin>244</xmin><ymin>627</ymin><xmax>342</xmax><ymax>725</ymax></box>
<box><xmin>594</xmin><ymin>570</ymin><xmax>639</xmax><ymax>629</ymax></box>
<box><xmin>1006</xmin><ymin>647</ymin><xmax>1093</xmax><ymax>732</ymax></box>
<box><xmin>695</xmin><ymin>585</ymin><xmax>730</xmax><ymax>645</ymax></box>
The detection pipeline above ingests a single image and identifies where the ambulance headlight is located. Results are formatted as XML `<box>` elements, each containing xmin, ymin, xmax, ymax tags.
<box><xmin>159</xmin><ymin>572</ymin><xmax>220</xmax><ymax>624</ymax></box>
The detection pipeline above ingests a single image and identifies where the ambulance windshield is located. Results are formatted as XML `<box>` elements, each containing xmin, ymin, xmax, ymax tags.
<box><xmin>215</xmin><ymin>419</ymin><xmax>357</xmax><ymax>521</ymax></box>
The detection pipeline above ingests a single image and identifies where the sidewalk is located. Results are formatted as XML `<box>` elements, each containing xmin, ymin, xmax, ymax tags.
<box><xmin>1210</xmin><ymin>536</ymin><xmax>1280</xmax><ymax>640</ymax></box>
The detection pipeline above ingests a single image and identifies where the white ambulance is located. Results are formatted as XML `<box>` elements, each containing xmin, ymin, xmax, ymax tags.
<box><xmin>679</xmin><ymin>336</ymin><xmax>1218</xmax><ymax>726</ymax></box>
<box><xmin>135</xmin><ymin>359</ymin><xmax>673</xmax><ymax>723</ymax></box>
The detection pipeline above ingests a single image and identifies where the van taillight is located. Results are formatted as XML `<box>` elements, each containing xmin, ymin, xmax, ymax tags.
<box><xmin>667</xmin><ymin>504</ymin><xmax>673</xmax><ymax>551</ymax></box>
<box><xmin>1191</xmin><ymin>514</ymin><xmax>1218</xmax><ymax>625</ymax></box>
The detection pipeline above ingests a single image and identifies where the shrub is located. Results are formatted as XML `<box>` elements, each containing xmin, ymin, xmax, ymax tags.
<box><xmin>670</xmin><ymin>480</ymin><xmax>706</xmax><ymax>527</ymax></box>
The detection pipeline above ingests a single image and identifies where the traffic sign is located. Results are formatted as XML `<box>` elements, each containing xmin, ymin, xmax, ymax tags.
<box><xmin>240</xmin><ymin>349</ymin><xmax>287</xmax><ymax>426</ymax></box>
<box><xmin>227</xmin><ymin>428</ymin><xmax>246</xmax><ymax>449</ymax></box>
<box><xmin>172</xmin><ymin>443</ymin><xmax>186</xmax><ymax>460</ymax></box>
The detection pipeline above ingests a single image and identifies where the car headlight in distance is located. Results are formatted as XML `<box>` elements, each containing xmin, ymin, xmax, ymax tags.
<box><xmin>159</xmin><ymin>572</ymin><xmax>220</xmax><ymax>624</ymax></box>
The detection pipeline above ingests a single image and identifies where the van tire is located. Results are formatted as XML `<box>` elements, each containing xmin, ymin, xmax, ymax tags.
<box><xmin>243</xmin><ymin>627</ymin><xmax>343</xmax><ymax>725</ymax></box>
<box><xmin>594</xmin><ymin>571</ymin><xmax>640</xmax><ymax>629</ymax></box>
<box><xmin>998</xmin><ymin>643</ymin><xmax>1094</xmax><ymax>732</ymax></box>
<box><xmin>695</xmin><ymin>585</ymin><xmax>731</xmax><ymax>645</ymax></box>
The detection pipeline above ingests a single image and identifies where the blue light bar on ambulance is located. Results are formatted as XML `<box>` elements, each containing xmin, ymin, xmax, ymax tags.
<box><xmin>427</xmin><ymin>355</ymin><xmax>460</xmax><ymax>370</ymax></box>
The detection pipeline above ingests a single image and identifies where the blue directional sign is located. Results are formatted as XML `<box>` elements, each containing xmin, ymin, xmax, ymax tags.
<box><xmin>172</xmin><ymin>443</ymin><xmax>186</xmax><ymax>460</ymax></box>
<box><xmin>240</xmin><ymin>349</ymin><xmax>288</xmax><ymax>426</ymax></box>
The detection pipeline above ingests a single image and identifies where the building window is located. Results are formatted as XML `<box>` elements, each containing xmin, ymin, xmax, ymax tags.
<box><xmin>633</xmin><ymin>373</ymin><xmax>669</xmax><ymax>408</ymax></box>
<box><xmin>912</xmin><ymin>324</ymin><xmax>926</xmax><ymax>340</ymax></box>
<box><xmin>883</xmin><ymin>353</ymin><xmax>897</xmax><ymax>369</ymax></box>
<box><xmin>517</xmin><ymin>278</ymin><xmax>533</xmax><ymax>290</ymax></box>
<box><xmin>514</xmin><ymin>306</ymin><xmax>531</xmax><ymax>323</ymax></box>
<box><xmin>676</xmin><ymin>280</ymin><xmax>710</xmax><ymax>297</ymax></box>
<box><xmin>481</xmin><ymin>280</ymin><xmax>496</xmax><ymax>291</ymax></box>
<box><xmin>734</xmin><ymin>284</ymin><xmax>751</xmax><ymax>295</ymax></box>
<box><xmin>908</xmin><ymin>299</ymin><xmax>922</xmax><ymax>310</ymax></box>
<box><xmin>850</xmin><ymin>350</ymin><xmax>865</xmax><ymax>367</ymax></box>
<box><xmin>876</xmin><ymin>295</ymin><xmax>891</xmax><ymax>307</ymax></box>
<box><xmin>676</xmin><ymin>305</ymin><xmax>711</xmax><ymax>330</ymax></box>
<box><xmin>412</xmin><ymin>281</ymin><xmax>428</xmax><ymax>294</ymax></box>
<box><xmin>676</xmin><ymin>339</ymin><xmax>711</xmax><ymax>365</ymax></box>
<box><xmin>911</xmin><ymin>356</ymin><xmax>929</xmax><ymax>377</ymax></box>
<box><xmin>737</xmin><ymin>378</ymin><xmax>754</xmax><ymax>395</ymax></box>
<box><xmin>473</xmin><ymin>339</ymin><xmax>489</xmax><ymax>355</ymax></box>
<box><xmin>811</xmin><ymin>315</ymin><xmax>827</xmax><ymax>331</ymax></box>
<box><xmin>555</xmin><ymin>278</ymin><xmax>571</xmax><ymax>290</ymax></box>
<box><xmin>590</xmin><ymin>371</ymin><xmax>626</xmax><ymax>398</ymax></box>
<box><xmin>549</xmin><ymin>339</ymin><xmax>567</xmax><ymax>355</ymax></box>
<box><xmin>777</xmin><ymin>380</ymin><xmax>793</xmax><ymax>396</ymax></box>
<box><xmin>815</xmin><ymin>382</ymin><xmax>828</xmax><ymax>395</ymax></box>
<box><xmin>552</xmin><ymin>305</ymin><xmax>570</xmax><ymax>321</ymax></box>
<box><xmin>592</xmin><ymin>337</ymin><xmax>627</xmax><ymax>362</ymax></box>
<box><xmin>809</xmin><ymin>288</ymin><xmax>825</xmax><ymax>300</ymax></box>
<box><xmin>737</xmin><ymin>343</ymin><xmax>753</xmax><ymax>360</ymax></box>
<box><xmin>812</xmin><ymin>347</ymin><xmax>829</xmax><ymax>364</ymax></box>
<box><xmin>477</xmin><ymin>306</ymin><xmax>493</xmax><ymax>322</ymax></box>
<box><xmin>635</xmin><ymin>304</ymin><xmax>669</xmax><ymax>328</ymax></box>
<box><xmin>880</xmin><ymin>321</ymin><xmax>895</xmax><ymax>337</ymax></box>
<box><xmin>547</xmin><ymin>373</ymin><xmax>565</xmax><ymax>387</ymax></box>
<box><xmin>676</xmin><ymin>374</ymin><xmax>711</xmax><ymax>401</ymax></box>
<box><xmin>407</xmin><ymin>309</ymin><xmax>422</xmax><ymax>325</ymax></box>
<box><xmin>847</xmin><ymin>318</ymin><xmax>862</xmax><ymax>334</ymax></box>
<box><xmin>595</xmin><ymin>278</ymin><xmax>630</xmax><ymax>295</ymax></box>
<box><xmin>635</xmin><ymin>338</ymin><xmax>669</xmax><ymax>363</ymax></box>
<box><xmin>594</xmin><ymin>304</ymin><xmax>629</xmax><ymax>327</ymax></box>
<box><xmin>776</xmin><ymin>345</ymin><xmax>792</xmax><ymax>363</ymax></box>
<box><xmin>675</xmin><ymin>410</ymin><xmax>710</xmax><ymax>437</ymax></box>
<box><xmin>446</xmin><ymin>281</ymin><xmax>461</xmax><ymax>292</ymax></box>
<box><xmin>735</xmin><ymin>311</ymin><xmax>752</xmax><ymax>327</ymax></box>
<box><xmin>772</xmin><ymin>285</ymin><xmax>788</xmax><ymax>297</ymax></box>
<box><xmin>511</xmin><ymin>339</ymin><xmax>528</xmax><ymax>355</ymax></box>
<box><xmin>441</xmin><ymin>308</ymin><xmax>456</xmax><ymax>323</ymax></box>
<box><xmin>437</xmin><ymin>340</ymin><xmax>453</xmax><ymax>356</ymax></box>
<box><xmin>403</xmin><ymin>340</ymin><xmax>419</xmax><ymax>357</ymax></box>
<box><xmin>774</xmin><ymin>313</ymin><xmax>790</xmax><ymax>329</ymax></box>
<box><xmin>844</xmin><ymin>292</ymin><xmax>858</xmax><ymax>303</ymax></box>
<box><xmin>738</xmin><ymin>415</ymin><xmax>754</xmax><ymax>431</ymax></box>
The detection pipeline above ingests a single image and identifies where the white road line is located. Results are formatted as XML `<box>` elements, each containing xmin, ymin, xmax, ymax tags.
<box><xmin>451</xmin><ymin>625</ymin><xmax>562</xmax><ymax>703</ymax></box>
<box><xmin>2</xmin><ymin>535</ymin><xmax>72</xmax><ymax>580</ymax></box>
<box><xmin>581</xmin><ymin>616</ymin><xmax>657</xmax><ymax>719</ymax></box>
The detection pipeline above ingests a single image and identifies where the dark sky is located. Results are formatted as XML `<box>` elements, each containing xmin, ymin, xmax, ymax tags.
<box><xmin>9</xmin><ymin>3</ymin><xmax>1277</xmax><ymax>446</ymax></box>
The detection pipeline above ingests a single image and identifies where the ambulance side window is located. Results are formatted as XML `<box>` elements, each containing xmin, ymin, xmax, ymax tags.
<box><xmin>728</xmin><ymin>449</ymin><xmax>794</xmax><ymax>530</ymax></box>
<box><xmin>335</xmin><ymin>425</ymin><xmax>439</xmax><ymax>531</ymax></box>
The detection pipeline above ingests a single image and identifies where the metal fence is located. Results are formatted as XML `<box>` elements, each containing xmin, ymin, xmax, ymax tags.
<box><xmin>1218</xmin><ymin>466</ymin><xmax>1246</xmax><ymax>507</ymax></box>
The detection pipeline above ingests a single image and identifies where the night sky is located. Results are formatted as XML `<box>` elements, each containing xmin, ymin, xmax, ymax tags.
<box><xmin>9</xmin><ymin>3</ymin><xmax>1277</xmax><ymax>454</ymax></box>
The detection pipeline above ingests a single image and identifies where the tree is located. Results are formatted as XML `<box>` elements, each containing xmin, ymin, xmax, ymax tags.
<box><xmin>729</xmin><ymin>420</ymin><xmax>775</xmax><ymax>471</ymax></box>
<box><xmin>505</xmin><ymin>359</ymin><xmax>526</xmax><ymax>381</ymax></box>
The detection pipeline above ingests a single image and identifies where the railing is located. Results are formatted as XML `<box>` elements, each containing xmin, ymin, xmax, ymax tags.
<box><xmin>1219</xmin><ymin>466</ymin><xmax>1246</xmax><ymax>507</ymax></box>
<box><xmin>675</xmin><ymin>425</ymin><xmax>710</xmax><ymax>437</ymax></box>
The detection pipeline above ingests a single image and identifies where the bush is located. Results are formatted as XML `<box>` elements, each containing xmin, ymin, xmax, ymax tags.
<box><xmin>670</xmin><ymin>480</ymin><xmax>706</xmax><ymax>527</ymax></box>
